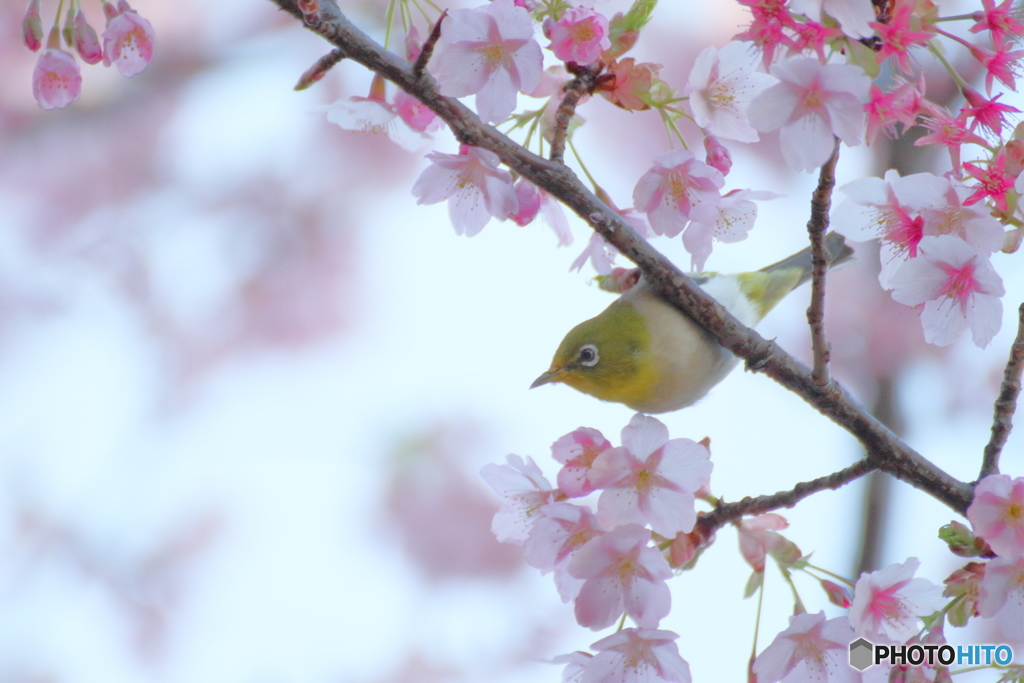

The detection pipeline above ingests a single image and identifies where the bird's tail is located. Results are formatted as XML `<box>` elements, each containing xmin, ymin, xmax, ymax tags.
<box><xmin>759</xmin><ymin>231</ymin><xmax>854</xmax><ymax>284</ymax></box>
<box><xmin>738</xmin><ymin>232</ymin><xmax>854</xmax><ymax>320</ymax></box>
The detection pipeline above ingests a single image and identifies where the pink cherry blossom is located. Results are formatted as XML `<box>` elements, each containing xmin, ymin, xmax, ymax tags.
<box><xmin>913</xmin><ymin>110</ymin><xmax>986</xmax><ymax>173</ymax></box>
<box><xmin>848</xmin><ymin>557</ymin><xmax>946</xmax><ymax>643</ymax></box>
<box><xmin>547</xmin><ymin>8</ymin><xmax>611</xmax><ymax>65</ymax></box>
<box><xmin>967</xmin><ymin>474</ymin><xmax>1024</xmax><ymax>558</ymax></box>
<box><xmin>581</xmin><ymin>628</ymin><xmax>691</xmax><ymax>683</ymax></box>
<box><xmin>963</xmin><ymin>154</ymin><xmax>1016</xmax><ymax>213</ymax></box>
<box><xmin>412</xmin><ymin>146</ymin><xmax>519</xmax><ymax>236</ymax></box>
<box><xmin>977</xmin><ymin>555</ymin><xmax>1024</xmax><ymax>641</ymax></box>
<box><xmin>321</xmin><ymin>91</ymin><xmax>431</xmax><ymax>152</ymax></box>
<box><xmin>587</xmin><ymin>413</ymin><xmax>712</xmax><ymax>537</ymax></box>
<box><xmin>102</xmin><ymin>1</ymin><xmax>155</xmax><ymax>77</ymax></box>
<box><xmin>632</xmin><ymin>150</ymin><xmax>724</xmax><ymax>238</ymax></box>
<box><xmin>752</xmin><ymin>612</ymin><xmax>858</xmax><ymax>683</ymax></box>
<box><xmin>737</xmin><ymin>513</ymin><xmax>801</xmax><ymax>573</ymax></box>
<box><xmin>432</xmin><ymin>0</ymin><xmax>543</xmax><ymax>123</ymax></box>
<box><xmin>22</xmin><ymin>0</ymin><xmax>43</xmax><ymax>52</ymax></box>
<box><xmin>73</xmin><ymin>10</ymin><xmax>103</xmax><ymax>65</ymax></box>
<box><xmin>572</xmin><ymin>232</ymin><xmax>620</xmax><ymax>275</ymax></box>
<box><xmin>686</xmin><ymin>42</ymin><xmax>776</xmax><ymax>143</ymax></box>
<box><xmin>480</xmin><ymin>454</ymin><xmax>556</xmax><ymax>544</ymax></box>
<box><xmin>969</xmin><ymin>44</ymin><xmax>1024</xmax><ymax>94</ymax></box>
<box><xmin>551</xmin><ymin>427</ymin><xmax>612</xmax><ymax>498</ymax></box>
<box><xmin>524</xmin><ymin>502</ymin><xmax>602</xmax><ymax>601</ymax></box>
<box><xmin>684</xmin><ymin>189</ymin><xmax>781</xmax><ymax>270</ymax></box>
<box><xmin>789</xmin><ymin>0</ymin><xmax>876</xmax><ymax>39</ymax></box>
<box><xmin>32</xmin><ymin>47</ymin><xmax>83</xmax><ymax>110</ymax></box>
<box><xmin>962</xmin><ymin>88</ymin><xmax>1020</xmax><ymax>134</ymax></box>
<box><xmin>553</xmin><ymin>651</ymin><xmax>592</xmax><ymax>682</ymax></box>
<box><xmin>920</xmin><ymin>182</ymin><xmax>1005</xmax><ymax>255</ymax></box>
<box><xmin>749</xmin><ymin>57</ymin><xmax>870</xmax><ymax>172</ymax></box>
<box><xmin>870</xmin><ymin>0</ymin><xmax>934</xmax><ymax>74</ymax></box>
<box><xmin>393</xmin><ymin>89</ymin><xmax>442</xmax><ymax>133</ymax></box>
<box><xmin>971</xmin><ymin>0</ymin><xmax>1024</xmax><ymax>50</ymax></box>
<box><xmin>509</xmin><ymin>180</ymin><xmax>573</xmax><ymax>246</ymax></box>
<box><xmin>703</xmin><ymin>135</ymin><xmax>732</xmax><ymax>176</ymax></box>
<box><xmin>734</xmin><ymin>0</ymin><xmax>796</xmax><ymax>67</ymax></box>
<box><xmin>832</xmin><ymin>170</ymin><xmax>949</xmax><ymax>288</ymax></box>
<box><xmin>865</xmin><ymin>78</ymin><xmax>925</xmax><ymax>144</ymax></box>
<box><xmin>600</xmin><ymin>58</ymin><xmax>659</xmax><ymax>111</ymax></box>
<box><xmin>568</xmin><ymin>523</ymin><xmax>672</xmax><ymax>630</ymax></box>
<box><xmin>890</xmin><ymin>235</ymin><xmax>1005</xmax><ymax>348</ymax></box>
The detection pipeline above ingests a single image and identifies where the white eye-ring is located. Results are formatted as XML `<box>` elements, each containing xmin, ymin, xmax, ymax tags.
<box><xmin>577</xmin><ymin>344</ymin><xmax>599</xmax><ymax>367</ymax></box>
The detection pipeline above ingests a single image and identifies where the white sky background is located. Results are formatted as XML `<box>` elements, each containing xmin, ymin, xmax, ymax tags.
<box><xmin>1</xmin><ymin>0</ymin><xmax>1023</xmax><ymax>681</ymax></box>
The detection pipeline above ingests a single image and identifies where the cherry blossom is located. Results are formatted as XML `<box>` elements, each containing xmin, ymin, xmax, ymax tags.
<box><xmin>967</xmin><ymin>474</ymin><xmax>1024</xmax><ymax>558</ymax></box>
<box><xmin>568</xmin><ymin>523</ymin><xmax>672</xmax><ymax>630</ymax></box>
<box><xmin>848</xmin><ymin>557</ymin><xmax>946</xmax><ymax>643</ymax></box>
<box><xmin>524</xmin><ymin>502</ymin><xmax>602</xmax><ymax>601</ymax></box>
<box><xmin>600</xmin><ymin>58</ymin><xmax>659</xmax><ymax>111</ymax></box>
<box><xmin>551</xmin><ymin>427</ymin><xmax>612</xmax><ymax>498</ymax></box>
<box><xmin>737</xmin><ymin>513</ymin><xmax>800</xmax><ymax>573</ymax></box>
<box><xmin>865</xmin><ymin>78</ymin><xmax>925</xmax><ymax>144</ymax></box>
<box><xmin>787</xmin><ymin>21</ymin><xmax>843</xmax><ymax>62</ymax></box>
<box><xmin>580</xmin><ymin>628</ymin><xmax>691</xmax><ymax>683</ymax></box>
<box><xmin>393</xmin><ymin>89</ymin><xmax>442</xmax><ymax>133</ymax></box>
<box><xmin>321</xmin><ymin>84</ymin><xmax>432</xmax><ymax>152</ymax></box>
<box><xmin>73</xmin><ymin>10</ymin><xmax>103</xmax><ymax>65</ymax></box>
<box><xmin>734</xmin><ymin>0</ymin><xmax>796</xmax><ymax>67</ymax></box>
<box><xmin>969</xmin><ymin>44</ymin><xmax>1024</xmax><ymax>94</ymax></box>
<box><xmin>890</xmin><ymin>235</ymin><xmax>1005</xmax><ymax>347</ymax></box>
<box><xmin>547</xmin><ymin>8</ymin><xmax>610</xmax><ymax>65</ymax></box>
<box><xmin>587</xmin><ymin>413</ymin><xmax>712</xmax><ymax>537</ymax></box>
<box><xmin>971</xmin><ymin>0</ymin><xmax>1024</xmax><ymax>49</ymax></box>
<box><xmin>832</xmin><ymin>170</ymin><xmax>948</xmax><ymax>288</ymax></box>
<box><xmin>684</xmin><ymin>189</ymin><xmax>781</xmax><ymax>270</ymax></box>
<box><xmin>412</xmin><ymin>146</ymin><xmax>519</xmax><ymax>236</ymax></box>
<box><xmin>752</xmin><ymin>612</ymin><xmax>858</xmax><ymax>683</ymax></box>
<box><xmin>943</xmin><ymin>562</ymin><xmax>984</xmax><ymax>627</ymax></box>
<box><xmin>22</xmin><ymin>0</ymin><xmax>42</xmax><ymax>52</ymax></box>
<box><xmin>102</xmin><ymin>0</ymin><xmax>155</xmax><ymax>77</ymax></box>
<box><xmin>789</xmin><ymin>0</ymin><xmax>876</xmax><ymax>39</ymax></box>
<box><xmin>977</xmin><ymin>555</ymin><xmax>1024</xmax><ymax>640</ymax></box>
<box><xmin>913</xmin><ymin>110</ymin><xmax>986</xmax><ymax>173</ymax></box>
<box><xmin>632</xmin><ymin>150</ymin><xmax>724</xmax><ymax>238</ymax></box>
<box><xmin>686</xmin><ymin>42</ymin><xmax>775</xmax><ymax>143</ymax></box>
<box><xmin>32</xmin><ymin>44</ymin><xmax>82</xmax><ymax>111</ymax></box>
<box><xmin>749</xmin><ymin>58</ymin><xmax>870</xmax><ymax>172</ymax></box>
<box><xmin>870</xmin><ymin>0</ymin><xmax>934</xmax><ymax>74</ymax></box>
<box><xmin>509</xmin><ymin>180</ymin><xmax>573</xmax><ymax>246</ymax></box>
<box><xmin>962</xmin><ymin>88</ymin><xmax>1019</xmax><ymax>134</ymax></box>
<box><xmin>480</xmin><ymin>454</ymin><xmax>556</xmax><ymax>543</ymax></box>
<box><xmin>432</xmin><ymin>0</ymin><xmax>543</xmax><ymax>123</ymax></box>
<box><xmin>963</xmin><ymin>153</ymin><xmax>1016</xmax><ymax>212</ymax></box>
<box><xmin>703</xmin><ymin>135</ymin><xmax>732</xmax><ymax>176</ymax></box>
<box><xmin>920</xmin><ymin>181</ymin><xmax>1005</xmax><ymax>255</ymax></box>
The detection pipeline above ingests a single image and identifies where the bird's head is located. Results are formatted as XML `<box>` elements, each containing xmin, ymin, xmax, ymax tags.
<box><xmin>531</xmin><ymin>302</ymin><xmax>650</xmax><ymax>405</ymax></box>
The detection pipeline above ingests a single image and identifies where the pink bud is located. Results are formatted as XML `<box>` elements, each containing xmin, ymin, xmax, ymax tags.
<box><xmin>820</xmin><ymin>579</ymin><xmax>852</xmax><ymax>608</ymax></box>
<box><xmin>102</xmin><ymin>1</ymin><xmax>120</xmax><ymax>21</ymax></box>
<box><xmin>22</xmin><ymin>0</ymin><xmax>43</xmax><ymax>51</ymax></box>
<box><xmin>509</xmin><ymin>180</ymin><xmax>541</xmax><ymax>226</ymax></box>
<box><xmin>404</xmin><ymin>26</ymin><xmax>422</xmax><ymax>64</ymax></box>
<box><xmin>704</xmin><ymin>135</ymin><xmax>732</xmax><ymax>176</ymax></box>
<box><xmin>74</xmin><ymin>11</ymin><xmax>103</xmax><ymax>65</ymax></box>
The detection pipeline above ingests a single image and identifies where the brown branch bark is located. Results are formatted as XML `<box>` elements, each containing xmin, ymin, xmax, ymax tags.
<box><xmin>806</xmin><ymin>139</ymin><xmax>839</xmax><ymax>389</ymax></box>
<box><xmin>980</xmin><ymin>303</ymin><xmax>1024</xmax><ymax>479</ymax></box>
<box><xmin>695</xmin><ymin>459</ymin><xmax>877</xmax><ymax>540</ymax></box>
<box><xmin>269</xmin><ymin>0</ymin><xmax>976</xmax><ymax>515</ymax></box>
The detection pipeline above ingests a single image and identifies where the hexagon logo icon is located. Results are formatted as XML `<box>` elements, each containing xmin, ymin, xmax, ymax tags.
<box><xmin>849</xmin><ymin>638</ymin><xmax>873</xmax><ymax>671</ymax></box>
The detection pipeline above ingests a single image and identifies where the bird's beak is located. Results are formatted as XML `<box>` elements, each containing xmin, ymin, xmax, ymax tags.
<box><xmin>530</xmin><ymin>368</ymin><xmax>564</xmax><ymax>389</ymax></box>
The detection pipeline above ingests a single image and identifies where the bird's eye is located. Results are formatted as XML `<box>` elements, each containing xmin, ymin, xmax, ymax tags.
<box><xmin>577</xmin><ymin>344</ymin><xmax>599</xmax><ymax>367</ymax></box>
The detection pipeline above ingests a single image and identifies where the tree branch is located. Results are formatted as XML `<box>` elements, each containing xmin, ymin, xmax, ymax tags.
<box><xmin>806</xmin><ymin>139</ymin><xmax>839</xmax><ymax>389</ymax></box>
<box><xmin>270</xmin><ymin>0</ymin><xmax>975</xmax><ymax>515</ymax></box>
<box><xmin>980</xmin><ymin>303</ymin><xmax>1024</xmax><ymax>479</ymax></box>
<box><xmin>695</xmin><ymin>458</ymin><xmax>877</xmax><ymax>540</ymax></box>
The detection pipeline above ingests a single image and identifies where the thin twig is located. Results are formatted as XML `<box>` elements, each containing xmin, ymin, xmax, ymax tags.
<box><xmin>269</xmin><ymin>0</ymin><xmax>976</xmax><ymax>515</ymax></box>
<box><xmin>806</xmin><ymin>138</ymin><xmax>840</xmax><ymax>388</ymax></box>
<box><xmin>294</xmin><ymin>48</ymin><xmax>346</xmax><ymax>91</ymax></box>
<box><xmin>980</xmin><ymin>303</ymin><xmax>1024</xmax><ymax>479</ymax></box>
<box><xmin>694</xmin><ymin>459</ymin><xmax>877</xmax><ymax>540</ymax></box>
<box><xmin>550</xmin><ymin>63</ymin><xmax>604</xmax><ymax>164</ymax></box>
<box><xmin>413</xmin><ymin>10</ymin><xmax>445</xmax><ymax>79</ymax></box>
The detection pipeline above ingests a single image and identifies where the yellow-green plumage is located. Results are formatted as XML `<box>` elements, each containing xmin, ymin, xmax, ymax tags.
<box><xmin>532</xmin><ymin>232</ymin><xmax>853</xmax><ymax>413</ymax></box>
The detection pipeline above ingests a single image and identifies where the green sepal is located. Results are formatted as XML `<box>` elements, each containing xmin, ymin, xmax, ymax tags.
<box><xmin>743</xmin><ymin>569</ymin><xmax>764</xmax><ymax>598</ymax></box>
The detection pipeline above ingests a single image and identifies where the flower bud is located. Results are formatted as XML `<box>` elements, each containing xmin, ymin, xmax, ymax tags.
<box><xmin>62</xmin><ymin>7</ymin><xmax>75</xmax><ymax>49</ymax></box>
<box><xmin>704</xmin><ymin>135</ymin><xmax>732</xmax><ymax>176</ymax></box>
<box><xmin>73</xmin><ymin>11</ymin><xmax>103</xmax><ymax>65</ymax></box>
<box><xmin>22</xmin><ymin>0</ymin><xmax>43</xmax><ymax>51</ymax></box>
<box><xmin>820</xmin><ymin>579</ymin><xmax>852</xmax><ymax>608</ymax></box>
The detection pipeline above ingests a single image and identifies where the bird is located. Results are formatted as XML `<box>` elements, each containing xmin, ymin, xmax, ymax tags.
<box><xmin>530</xmin><ymin>232</ymin><xmax>854</xmax><ymax>413</ymax></box>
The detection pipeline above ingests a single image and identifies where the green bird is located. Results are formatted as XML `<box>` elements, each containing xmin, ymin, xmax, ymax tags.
<box><xmin>531</xmin><ymin>232</ymin><xmax>854</xmax><ymax>413</ymax></box>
